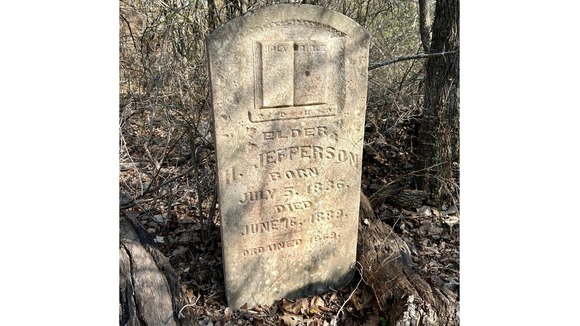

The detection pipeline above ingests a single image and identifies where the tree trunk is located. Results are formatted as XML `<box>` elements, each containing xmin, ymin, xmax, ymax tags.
<box><xmin>207</xmin><ymin>0</ymin><xmax>218</xmax><ymax>30</ymax></box>
<box><xmin>418</xmin><ymin>0</ymin><xmax>431</xmax><ymax>53</ymax></box>
<box><xmin>416</xmin><ymin>0</ymin><xmax>460</xmax><ymax>206</ymax></box>
<box><xmin>226</xmin><ymin>0</ymin><xmax>248</xmax><ymax>20</ymax></box>
<box><xmin>119</xmin><ymin>211</ymin><xmax>196</xmax><ymax>326</ymax></box>
<box><xmin>357</xmin><ymin>193</ymin><xmax>459</xmax><ymax>325</ymax></box>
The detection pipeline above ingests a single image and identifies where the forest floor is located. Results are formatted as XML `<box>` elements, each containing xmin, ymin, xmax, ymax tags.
<box><xmin>119</xmin><ymin>113</ymin><xmax>460</xmax><ymax>325</ymax></box>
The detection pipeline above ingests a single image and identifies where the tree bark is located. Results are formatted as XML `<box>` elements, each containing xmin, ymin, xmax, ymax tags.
<box><xmin>226</xmin><ymin>0</ymin><xmax>248</xmax><ymax>20</ymax></box>
<box><xmin>119</xmin><ymin>211</ymin><xmax>196</xmax><ymax>326</ymax></box>
<box><xmin>357</xmin><ymin>193</ymin><xmax>459</xmax><ymax>325</ymax></box>
<box><xmin>416</xmin><ymin>0</ymin><xmax>460</xmax><ymax>205</ymax></box>
<box><xmin>207</xmin><ymin>0</ymin><xmax>218</xmax><ymax>30</ymax></box>
<box><xmin>418</xmin><ymin>0</ymin><xmax>432</xmax><ymax>53</ymax></box>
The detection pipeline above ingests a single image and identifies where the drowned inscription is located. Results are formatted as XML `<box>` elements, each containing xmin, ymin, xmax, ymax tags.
<box><xmin>207</xmin><ymin>4</ymin><xmax>370</xmax><ymax>308</ymax></box>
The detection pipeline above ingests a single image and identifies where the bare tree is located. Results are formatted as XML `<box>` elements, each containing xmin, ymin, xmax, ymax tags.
<box><xmin>416</xmin><ymin>0</ymin><xmax>460</xmax><ymax>205</ymax></box>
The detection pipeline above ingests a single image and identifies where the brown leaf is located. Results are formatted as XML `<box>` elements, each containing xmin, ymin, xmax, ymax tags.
<box><xmin>223</xmin><ymin>307</ymin><xmax>232</xmax><ymax>321</ymax></box>
<box><xmin>308</xmin><ymin>306</ymin><xmax>321</xmax><ymax>316</ymax></box>
<box><xmin>351</xmin><ymin>292</ymin><xmax>362</xmax><ymax>311</ymax></box>
<box><xmin>299</xmin><ymin>297</ymin><xmax>310</xmax><ymax>315</ymax></box>
<box><xmin>319</xmin><ymin>305</ymin><xmax>331</xmax><ymax>312</ymax></box>
<box><xmin>432</xmin><ymin>209</ymin><xmax>441</xmax><ymax>218</ymax></box>
<box><xmin>281</xmin><ymin>298</ymin><xmax>307</xmax><ymax>315</ymax></box>
<box><xmin>281</xmin><ymin>298</ymin><xmax>293</xmax><ymax>312</ymax></box>
<box><xmin>271</xmin><ymin>304</ymin><xmax>279</xmax><ymax>314</ymax></box>
<box><xmin>416</xmin><ymin>205</ymin><xmax>432</xmax><ymax>217</ymax></box>
<box><xmin>444</xmin><ymin>215</ymin><xmax>459</xmax><ymax>227</ymax></box>
<box><xmin>329</xmin><ymin>291</ymin><xmax>338</xmax><ymax>303</ymax></box>
<box><xmin>311</xmin><ymin>295</ymin><xmax>325</xmax><ymax>308</ymax></box>
<box><xmin>280</xmin><ymin>313</ymin><xmax>303</xmax><ymax>326</ymax></box>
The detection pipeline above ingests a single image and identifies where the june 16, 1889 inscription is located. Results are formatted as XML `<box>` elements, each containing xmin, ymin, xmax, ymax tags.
<box><xmin>206</xmin><ymin>4</ymin><xmax>370</xmax><ymax>309</ymax></box>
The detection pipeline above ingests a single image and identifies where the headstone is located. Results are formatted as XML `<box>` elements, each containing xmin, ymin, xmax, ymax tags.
<box><xmin>206</xmin><ymin>4</ymin><xmax>370</xmax><ymax>309</ymax></box>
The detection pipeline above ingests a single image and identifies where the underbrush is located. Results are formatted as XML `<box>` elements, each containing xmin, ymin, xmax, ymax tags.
<box><xmin>119</xmin><ymin>0</ymin><xmax>458</xmax><ymax>324</ymax></box>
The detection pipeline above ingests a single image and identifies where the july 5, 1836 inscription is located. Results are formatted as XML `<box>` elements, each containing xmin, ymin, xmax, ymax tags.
<box><xmin>206</xmin><ymin>4</ymin><xmax>370</xmax><ymax>308</ymax></box>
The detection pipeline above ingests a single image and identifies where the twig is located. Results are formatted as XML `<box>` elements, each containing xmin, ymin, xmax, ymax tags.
<box><xmin>368</xmin><ymin>50</ymin><xmax>458</xmax><ymax>71</ymax></box>
<box><xmin>178</xmin><ymin>295</ymin><xmax>200</xmax><ymax>318</ymax></box>
<box><xmin>332</xmin><ymin>262</ymin><xmax>365</xmax><ymax>324</ymax></box>
<box><xmin>368</xmin><ymin>161</ymin><xmax>448</xmax><ymax>202</ymax></box>
<box><xmin>120</xmin><ymin>165</ymin><xmax>195</xmax><ymax>210</ymax></box>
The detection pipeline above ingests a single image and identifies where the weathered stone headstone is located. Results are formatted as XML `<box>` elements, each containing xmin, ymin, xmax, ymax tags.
<box><xmin>207</xmin><ymin>4</ymin><xmax>370</xmax><ymax>308</ymax></box>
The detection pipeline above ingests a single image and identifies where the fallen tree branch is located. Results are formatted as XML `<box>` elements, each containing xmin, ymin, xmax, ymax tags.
<box><xmin>120</xmin><ymin>211</ymin><xmax>197</xmax><ymax>325</ymax></box>
<box><xmin>368</xmin><ymin>51</ymin><xmax>459</xmax><ymax>71</ymax></box>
